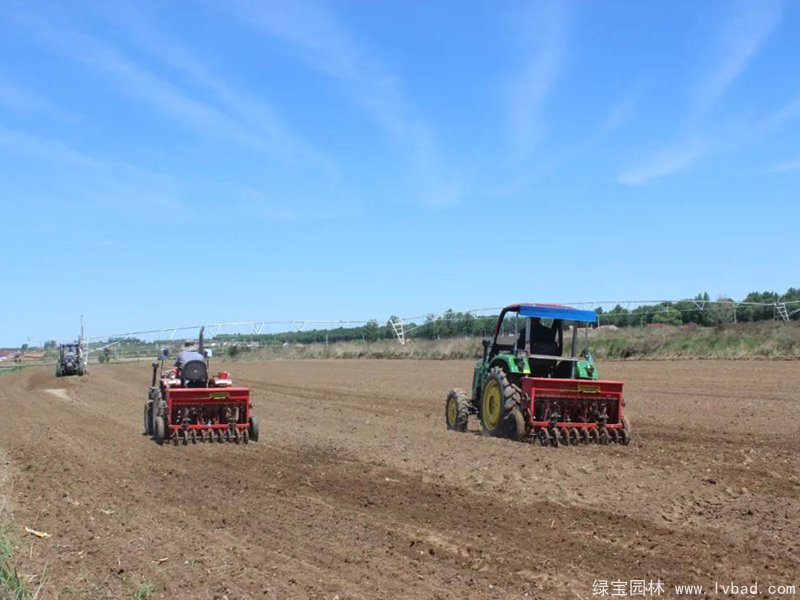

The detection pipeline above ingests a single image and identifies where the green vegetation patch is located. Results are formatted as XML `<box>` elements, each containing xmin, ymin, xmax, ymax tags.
<box><xmin>0</xmin><ymin>526</ymin><xmax>33</xmax><ymax>600</ymax></box>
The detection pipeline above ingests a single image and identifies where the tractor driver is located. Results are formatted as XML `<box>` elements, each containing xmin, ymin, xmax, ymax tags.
<box><xmin>175</xmin><ymin>340</ymin><xmax>205</xmax><ymax>371</ymax></box>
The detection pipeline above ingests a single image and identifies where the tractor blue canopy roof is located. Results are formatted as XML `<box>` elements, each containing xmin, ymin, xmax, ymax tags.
<box><xmin>517</xmin><ymin>304</ymin><xmax>597</xmax><ymax>323</ymax></box>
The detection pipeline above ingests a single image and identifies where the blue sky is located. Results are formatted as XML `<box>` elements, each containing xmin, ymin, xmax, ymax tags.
<box><xmin>1</xmin><ymin>0</ymin><xmax>799</xmax><ymax>345</ymax></box>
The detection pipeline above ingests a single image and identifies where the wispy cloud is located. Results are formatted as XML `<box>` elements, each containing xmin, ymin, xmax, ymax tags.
<box><xmin>489</xmin><ymin>85</ymin><xmax>643</xmax><ymax>197</ymax></box>
<box><xmin>9</xmin><ymin>7</ymin><xmax>354</xmax><ymax>221</ymax></box>
<box><xmin>227</xmin><ymin>0</ymin><xmax>461</xmax><ymax>207</ymax></box>
<box><xmin>134</xmin><ymin>40</ymin><xmax>330</xmax><ymax>169</ymax></box>
<box><xmin>694</xmin><ymin>0</ymin><xmax>783</xmax><ymax>115</ymax></box>
<box><xmin>618</xmin><ymin>140</ymin><xmax>709</xmax><ymax>186</ymax></box>
<box><xmin>0</xmin><ymin>126</ymin><xmax>100</xmax><ymax>168</ymax></box>
<box><xmin>0</xmin><ymin>125</ymin><xmax>184</xmax><ymax>212</ymax></box>
<box><xmin>229</xmin><ymin>0</ymin><xmax>405</xmax><ymax>133</ymax></box>
<box><xmin>762</xmin><ymin>88</ymin><xmax>800</xmax><ymax>129</ymax></box>
<box><xmin>618</xmin><ymin>1</ymin><xmax>782</xmax><ymax>186</ymax></box>
<box><xmin>766</xmin><ymin>156</ymin><xmax>800</xmax><ymax>173</ymax></box>
<box><xmin>0</xmin><ymin>73</ymin><xmax>79</xmax><ymax>123</ymax></box>
<box><xmin>81</xmin><ymin>3</ymin><xmax>330</xmax><ymax>171</ymax></box>
<box><xmin>0</xmin><ymin>75</ymin><xmax>48</xmax><ymax>112</ymax></box>
<box><xmin>597</xmin><ymin>86</ymin><xmax>644</xmax><ymax>140</ymax></box>
<box><xmin>505</xmin><ymin>0</ymin><xmax>569</xmax><ymax>160</ymax></box>
<box><xmin>234</xmin><ymin>186</ymin><xmax>361</xmax><ymax>221</ymax></box>
<box><xmin>18</xmin><ymin>12</ymin><xmax>329</xmax><ymax>169</ymax></box>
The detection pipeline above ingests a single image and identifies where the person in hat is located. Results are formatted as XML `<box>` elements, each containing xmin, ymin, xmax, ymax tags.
<box><xmin>175</xmin><ymin>340</ymin><xmax>205</xmax><ymax>370</ymax></box>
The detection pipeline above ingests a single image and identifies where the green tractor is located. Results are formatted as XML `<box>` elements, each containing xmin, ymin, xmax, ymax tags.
<box><xmin>445</xmin><ymin>303</ymin><xmax>629</xmax><ymax>446</ymax></box>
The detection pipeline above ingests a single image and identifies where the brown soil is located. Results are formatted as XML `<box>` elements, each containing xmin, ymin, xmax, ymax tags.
<box><xmin>1</xmin><ymin>360</ymin><xmax>798</xmax><ymax>599</ymax></box>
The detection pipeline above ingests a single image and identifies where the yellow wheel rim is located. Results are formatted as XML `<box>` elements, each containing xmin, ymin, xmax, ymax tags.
<box><xmin>446</xmin><ymin>397</ymin><xmax>457</xmax><ymax>426</ymax></box>
<box><xmin>482</xmin><ymin>380</ymin><xmax>502</xmax><ymax>429</ymax></box>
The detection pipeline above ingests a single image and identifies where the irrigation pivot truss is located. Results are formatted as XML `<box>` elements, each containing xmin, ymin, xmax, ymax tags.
<box><xmin>72</xmin><ymin>298</ymin><xmax>800</xmax><ymax>349</ymax></box>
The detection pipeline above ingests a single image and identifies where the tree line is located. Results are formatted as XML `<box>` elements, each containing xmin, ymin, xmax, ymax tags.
<box><xmin>210</xmin><ymin>288</ymin><xmax>799</xmax><ymax>345</ymax></box>
<box><xmin>32</xmin><ymin>289</ymin><xmax>796</xmax><ymax>351</ymax></box>
<box><xmin>599</xmin><ymin>290</ymin><xmax>800</xmax><ymax>327</ymax></box>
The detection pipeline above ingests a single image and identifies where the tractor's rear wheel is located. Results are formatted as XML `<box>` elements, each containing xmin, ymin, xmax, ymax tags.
<box><xmin>445</xmin><ymin>388</ymin><xmax>470</xmax><ymax>432</ymax></box>
<box><xmin>480</xmin><ymin>367</ymin><xmax>526</xmax><ymax>440</ymax></box>
<box><xmin>153</xmin><ymin>416</ymin><xmax>165</xmax><ymax>445</ymax></box>
<box><xmin>249</xmin><ymin>415</ymin><xmax>260</xmax><ymax>442</ymax></box>
<box><xmin>144</xmin><ymin>403</ymin><xmax>153</xmax><ymax>435</ymax></box>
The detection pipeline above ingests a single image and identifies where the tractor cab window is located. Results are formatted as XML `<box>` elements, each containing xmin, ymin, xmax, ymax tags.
<box><xmin>495</xmin><ymin>312</ymin><xmax>522</xmax><ymax>351</ymax></box>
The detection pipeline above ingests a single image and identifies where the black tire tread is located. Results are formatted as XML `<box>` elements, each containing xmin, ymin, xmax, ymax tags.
<box><xmin>445</xmin><ymin>388</ymin><xmax>470</xmax><ymax>432</ymax></box>
<box><xmin>481</xmin><ymin>367</ymin><xmax>526</xmax><ymax>439</ymax></box>
<box><xmin>249</xmin><ymin>415</ymin><xmax>260</xmax><ymax>442</ymax></box>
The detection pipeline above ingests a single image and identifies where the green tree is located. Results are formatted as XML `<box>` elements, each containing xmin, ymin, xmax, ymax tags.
<box><xmin>363</xmin><ymin>320</ymin><xmax>380</xmax><ymax>342</ymax></box>
<box><xmin>707</xmin><ymin>297</ymin><xmax>736</xmax><ymax>324</ymax></box>
<box><xmin>601</xmin><ymin>304</ymin><xmax>629</xmax><ymax>327</ymax></box>
<box><xmin>653</xmin><ymin>305</ymin><xmax>682</xmax><ymax>326</ymax></box>
<box><xmin>739</xmin><ymin>291</ymin><xmax>779</xmax><ymax>322</ymax></box>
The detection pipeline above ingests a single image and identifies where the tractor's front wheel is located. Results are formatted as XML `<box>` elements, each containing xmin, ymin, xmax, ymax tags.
<box><xmin>445</xmin><ymin>388</ymin><xmax>470</xmax><ymax>432</ymax></box>
<box><xmin>480</xmin><ymin>367</ymin><xmax>526</xmax><ymax>440</ymax></box>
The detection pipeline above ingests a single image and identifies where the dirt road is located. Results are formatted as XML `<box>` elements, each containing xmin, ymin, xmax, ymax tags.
<box><xmin>1</xmin><ymin>360</ymin><xmax>798</xmax><ymax>599</ymax></box>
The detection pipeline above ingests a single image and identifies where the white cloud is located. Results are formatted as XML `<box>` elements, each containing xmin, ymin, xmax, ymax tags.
<box><xmin>0</xmin><ymin>125</ymin><xmax>185</xmax><ymax>212</ymax></box>
<box><xmin>0</xmin><ymin>76</ymin><xmax>48</xmax><ymax>112</ymax></box>
<box><xmin>20</xmin><ymin>14</ymin><xmax>325</xmax><ymax>166</ymax></box>
<box><xmin>597</xmin><ymin>87</ymin><xmax>644</xmax><ymax>140</ymax></box>
<box><xmin>695</xmin><ymin>0</ymin><xmax>783</xmax><ymax>114</ymax></box>
<box><xmin>80</xmin><ymin>3</ymin><xmax>331</xmax><ymax>171</ymax></box>
<box><xmin>138</xmin><ymin>39</ymin><xmax>330</xmax><ymax>168</ymax></box>
<box><xmin>0</xmin><ymin>127</ymin><xmax>100</xmax><ymax>168</ymax></box>
<box><xmin>767</xmin><ymin>156</ymin><xmax>800</xmax><ymax>173</ymax></box>
<box><xmin>619</xmin><ymin>2</ymin><xmax>784</xmax><ymax>187</ymax></box>
<box><xmin>230</xmin><ymin>0</ymin><xmax>411</xmax><ymax>138</ymax></box>
<box><xmin>505</xmin><ymin>0</ymin><xmax>568</xmax><ymax>160</ymax></box>
<box><xmin>617</xmin><ymin>141</ymin><xmax>709</xmax><ymax>186</ymax></box>
<box><xmin>763</xmin><ymin>89</ymin><xmax>800</xmax><ymax>129</ymax></box>
<box><xmin>227</xmin><ymin>0</ymin><xmax>461</xmax><ymax>207</ymax></box>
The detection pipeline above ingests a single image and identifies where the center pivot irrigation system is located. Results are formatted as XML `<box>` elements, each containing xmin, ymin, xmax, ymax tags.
<box><xmin>66</xmin><ymin>298</ymin><xmax>800</xmax><ymax>350</ymax></box>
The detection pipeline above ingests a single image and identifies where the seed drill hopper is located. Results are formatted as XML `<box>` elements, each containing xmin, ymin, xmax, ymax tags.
<box><xmin>445</xmin><ymin>303</ymin><xmax>630</xmax><ymax>446</ymax></box>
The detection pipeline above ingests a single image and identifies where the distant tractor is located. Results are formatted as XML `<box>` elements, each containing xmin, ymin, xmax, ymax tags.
<box><xmin>445</xmin><ymin>303</ymin><xmax>630</xmax><ymax>446</ymax></box>
<box><xmin>144</xmin><ymin>335</ymin><xmax>259</xmax><ymax>445</ymax></box>
<box><xmin>55</xmin><ymin>343</ymin><xmax>86</xmax><ymax>377</ymax></box>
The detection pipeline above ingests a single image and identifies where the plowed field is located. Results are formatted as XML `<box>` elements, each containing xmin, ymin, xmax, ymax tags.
<box><xmin>1</xmin><ymin>360</ymin><xmax>798</xmax><ymax>599</ymax></box>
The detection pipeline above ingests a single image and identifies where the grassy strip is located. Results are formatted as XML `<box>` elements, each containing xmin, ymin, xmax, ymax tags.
<box><xmin>216</xmin><ymin>321</ymin><xmax>800</xmax><ymax>362</ymax></box>
<box><xmin>589</xmin><ymin>321</ymin><xmax>800</xmax><ymax>359</ymax></box>
<box><xmin>0</xmin><ymin>526</ymin><xmax>33</xmax><ymax>600</ymax></box>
